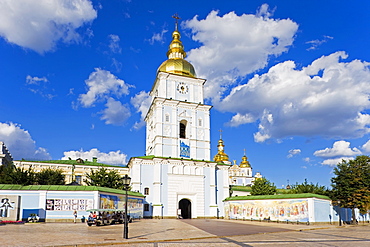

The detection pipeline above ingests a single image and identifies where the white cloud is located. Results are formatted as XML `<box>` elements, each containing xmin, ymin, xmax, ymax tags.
<box><xmin>183</xmin><ymin>7</ymin><xmax>298</xmax><ymax>101</ymax></box>
<box><xmin>26</xmin><ymin>75</ymin><xmax>56</xmax><ymax>99</ymax></box>
<box><xmin>61</xmin><ymin>148</ymin><xmax>127</xmax><ymax>165</ymax></box>
<box><xmin>26</xmin><ymin>75</ymin><xmax>48</xmax><ymax>85</ymax></box>
<box><xmin>111</xmin><ymin>58</ymin><xmax>123</xmax><ymax>72</ymax></box>
<box><xmin>306</xmin><ymin>35</ymin><xmax>333</xmax><ymax>51</ymax></box>
<box><xmin>0</xmin><ymin>0</ymin><xmax>97</xmax><ymax>54</ymax></box>
<box><xmin>148</xmin><ymin>29</ymin><xmax>168</xmax><ymax>45</ymax></box>
<box><xmin>314</xmin><ymin>140</ymin><xmax>361</xmax><ymax>166</ymax></box>
<box><xmin>78</xmin><ymin>69</ymin><xmax>133</xmax><ymax>126</ymax></box>
<box><xmin>219</xmin><ymin>51</ymin><xmax>370</xmax><ymax>142</ymax></box>
<box><xmin>0</xmin><ymin>122</ymin><xmax>51</xmax><ymax>160</ymax></box>
<box><xmin>314</xmin><ymin>140</ymin><xmax>361</xmax><ymax>158</ymax></box>
<box><xmin>228</xmin><ymin>113</ymin><xmax>255</xmax><ymax>126</ymax></box>
<box><xmin>303</xmin><ymin>157</ymin><xmax>311</xmax><ymax>163</ymax></box>
<box><xmin>108</xmin><ymin>34</ymin><xmax>122</xmax><ymax>53</ymax></box>
<box><xmin>256</xmin><ymin>3</ymin><xmax>275</xmax><ymax>18</ymax></box>
<box><xmin>321</xmin><ymin>157</ymin><xmax>354</xmax><ymax>167</ymax></box>
<box><xmin>130</xmin><ymin>91</ymin><xmax>151</xmax><ymax>129</ymax></box>
<box><xmin>361</xmin><ymin>140</ymin><xmax>370</xmax><ymax>153</ymax></box>
<box><xmin>287</xmin><ymin>149</ymin><xmax>301</xmax><ymax>158</ymax></box>
<box><xmin>100</xmin><ymin>98</ymin><xmax>131</xmax><ymax>126</ymax></box>
<box><xmin>78</xmin><ymin>68</ymin><xmax>132</xmax><ymax>107</ymax></box>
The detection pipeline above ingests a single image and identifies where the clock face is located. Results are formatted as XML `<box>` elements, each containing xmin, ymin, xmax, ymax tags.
<box><xmin>177</xmin><ymin>82</ymin><xmax>189</xmax><ymax>94</ymax></box>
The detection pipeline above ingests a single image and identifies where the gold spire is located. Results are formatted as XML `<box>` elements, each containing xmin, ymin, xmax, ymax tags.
<box><xmin>239</xmin><ymin>149</ymin><xmax>251</xmax><ymax>168</ymax></box>
<box><xmin>214</xmin><ymin>129</ymin><xmax>229</xmax><ymax>162</ymax></box>
<box><xmin>157</xmin><ymin>15</ymin><xmax>196</xmax><ymax>78</ymax></box>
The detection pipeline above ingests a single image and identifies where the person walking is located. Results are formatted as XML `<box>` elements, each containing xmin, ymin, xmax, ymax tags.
<box><xmin>73</xmin><ymin>210</ymin><xmax>78</xmax><ymax>223</ymax></box>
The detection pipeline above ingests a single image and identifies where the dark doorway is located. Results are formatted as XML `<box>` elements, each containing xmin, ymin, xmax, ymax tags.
<box><xmin>179</xmin><ymin>199</ymin><xmax>191</xmax><ymax>219</ymax></box>
<box><xmin>179</xmin><ymin>122</ymin><xmax>186</xmax><ymax>138</ymax></box>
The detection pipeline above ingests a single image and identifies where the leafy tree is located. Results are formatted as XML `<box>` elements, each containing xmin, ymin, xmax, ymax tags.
<box><xmin>251</xmin><ymin>177</ymin><xmax>277</xmax><ymax>195</ymax></box>
<box><xmin>35</xmin><ymin>168</ymin><xmax>65</xmax><ymax>185</ymax></box>
<box><xmin>0</xmin><ymin>164</ymin><xmax>15</xmax><ymax>184</ymax></box>
<box><xmin>0</xmin><ymin>164</ymin><xmax>65</xmax><ymax>185</ymax></box>
<box><xmin>290</xmin><ymin>179</ymin><xmax>329</xmax><ymax>196</ymax></box>
<box><xmin>84</xmin><ymin>167</ymin><xmax>125</xmax><ymax>189</ymax></box>
<box><xmin>331</xmin><ymin>155</ymin><xmax>370</xmax><ymax>224</ymax></box>
<box><xmin>7</xmin><ymin>166</ymin><xmax>36</xmax><ymax>185</ymax></box>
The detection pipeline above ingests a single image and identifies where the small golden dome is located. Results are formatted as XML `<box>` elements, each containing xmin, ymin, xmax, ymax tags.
<box><xmin>214</xmin><ymin>152</ymin><xmax>229</xmax><ymax>162</ymax></box>
<box><xmin>214</xmin><ymin>138</ymin><xmax>229</xmax><ymax>162</ymax></box>
<box><xmin>239</xmin><ymin>155</ymin><xmax>251</xmax><ymax>168</ymax></box>
<box><xmin>157</xmin><ymin>26</ymin><xmax>196</xmax><ymax>78</ymax></box>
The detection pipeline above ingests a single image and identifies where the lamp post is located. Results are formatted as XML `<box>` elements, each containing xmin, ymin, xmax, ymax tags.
<box><xmin>122</xmin><ymin>174</ymin><xmax>131</xmax><ymax>239</ymax></box>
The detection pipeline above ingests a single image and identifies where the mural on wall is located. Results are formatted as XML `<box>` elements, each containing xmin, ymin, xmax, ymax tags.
<box><xmin>100</xmin><ymin>194</ymin><xmax>143</xmax><ymax>218</ymax></box>
<box><xmin>45</xmin><ymin>199</ymin><xmax>93</xmax><ymax>211</ymax></box>
<box><xmin>0</xmin><ymin>197</ymin><xmax>14</xmax><ymax>217</ymax></box>
<box><xmin>225</xmin><ymin>199</ymin><xmax>309</xmax><ymax>222</ymax></box>
<box><xmin>0</xmin><ymin>195</ymin><xmax>20</xmax><ymax>221</ymax></box>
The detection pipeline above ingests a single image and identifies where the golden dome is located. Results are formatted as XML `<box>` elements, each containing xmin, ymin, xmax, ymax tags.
<box><xmin>239</xmin><ymin>155</ymin><xmax>251</xmax><ymax>168</ymax></box>
<box><xmin>157</xmin><ymin>27</ymin><xmax>196</xmax><ymax>78</ymax></box>
<box><xmin>214</xmin><ymin>139</ymin><xmax>229</xmax><ymax>162</ymax></box>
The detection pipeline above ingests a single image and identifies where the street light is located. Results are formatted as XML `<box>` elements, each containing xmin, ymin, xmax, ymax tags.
<box><xmin>122</xmin><ymin>174</ymin><xmax>131</xmax><ymax>239</ymax></box>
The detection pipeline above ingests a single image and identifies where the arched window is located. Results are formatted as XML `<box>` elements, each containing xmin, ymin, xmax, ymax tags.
<box><xmin>179</xmin><ymin>120</ymin><xmax>187</xmax><ymax>139</ymax></box>
<box><xmin>144</xmin><ymin>187</ymin><xmax>149</xmax><ymax>195</ymax></box>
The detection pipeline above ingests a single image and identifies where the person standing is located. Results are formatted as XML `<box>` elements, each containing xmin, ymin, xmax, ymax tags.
<box><xmin>73</xmin><ymin>210</ymin><xmax>77</xmax><ymax>223</ymax></box>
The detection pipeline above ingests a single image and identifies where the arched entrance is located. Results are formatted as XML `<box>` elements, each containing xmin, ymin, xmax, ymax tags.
<box><xmin>179</xmin><ymin>199</ymin><xmax>191</xmax><ymax>219</ymax></box>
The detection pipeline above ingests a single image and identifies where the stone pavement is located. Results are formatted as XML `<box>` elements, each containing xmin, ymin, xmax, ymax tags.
<box><xmin>0</xmin><ymin>219</ymin><xmax>369</xmax><ymax>246</ymax></box>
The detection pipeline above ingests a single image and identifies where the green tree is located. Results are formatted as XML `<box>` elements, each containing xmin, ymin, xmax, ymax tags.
<box><xmin>331</xmin><ymin>155</ymin><xmax>370</xmax><ymax>224</ymax></box>
<box><xmin>35</xmin><ymin>168</ymin><xmax>65</xmax><ymax>185</ymax></box>
<box><xmin>290</xmin><ymin>179</ymin><xmax>329</xmax><ymax>196</ymax></box>
<box><xmin>251</xmin><ymin>177</ymin><xmax>277</xmax><ymax>195</ymax></box>
<box><xmin>84</xmin><ymin>167</ymin><xmax>125</xmax><ymax>189</ymax></box>
<box><xmin>0</xmin><ymin>164</ymin><xmax>15</xmax><ymax>184</ymax></box>
<box><xmin>8</xmin><ymin>166</ymin><xmax>36</xmax><ymax>185</ymax></box>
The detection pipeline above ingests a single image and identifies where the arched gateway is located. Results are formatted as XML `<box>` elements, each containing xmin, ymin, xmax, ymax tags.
<box><xmin>179</xmin><ymin>199</ymin><xmax>191</xmax><ymax>219</ymax></box>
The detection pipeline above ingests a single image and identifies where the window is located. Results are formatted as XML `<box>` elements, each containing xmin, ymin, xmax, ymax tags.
<box><xmin>144</xmin><ymin>187</ymin><xmax>149</xmax><ymax>195</ymax></box>
<box><xmin>198</xmin><ymin>118</ymin><xmax>202</xmax><ymax>127</ymax></box>
<box><xmin>179</xmin><ymin>120</ymin><xmax>187</xmax><ymax>138</ymax></box>
<box><xmin>165</xmin><ymin>114</ymin><xmax>170</xmax><ymax>122</ymax></box>
<box><xmin>75</xmin><ymin>175</ymin><xmax>82</xmax><ymax>184</ymax></box>
<box><xmin>144</xmin><ymin>204</ymin><xmax>150</xmax><ymax>211</ymax></box>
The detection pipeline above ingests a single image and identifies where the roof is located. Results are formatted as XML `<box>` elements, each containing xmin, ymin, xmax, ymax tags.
<box><xmin>0</xmin><ymin>184</ymin><xmax>144</xmax><ymax>197</ymax></box>
<box><xmin>129</xmin><ymin>155</ymin><xmax>231</xmax><ymax>166</ymax></box>
<box><xmin>224</xmin><ymin>193</ymin><xmax>331</xmax><ymax>201</ymax></box>
<box><xmin>16</xmin><ymin>159</ymin><xmax>127</xmax><ymax>168</ymax></box>
<box><xmin>231</xmin><ymin>186</ymin><xmax>252</xmax><ymax>192</ymax></box>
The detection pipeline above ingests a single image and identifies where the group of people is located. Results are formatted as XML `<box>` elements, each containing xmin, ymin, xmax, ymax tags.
<box><xmin>88</xmin><ymin>211</ymin><xmax>97</xmax><ymax>221</ymax></box>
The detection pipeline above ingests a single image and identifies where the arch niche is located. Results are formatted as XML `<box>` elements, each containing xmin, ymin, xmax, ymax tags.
<box><xmin>178</xmin><ymin>198</ymin><xmax>191</xmax><ymax>219</ymax></box>
<box><xmin>179</xmin><ymin>120</ymin><xmax>187</xmax><ymax>139</ymax></box>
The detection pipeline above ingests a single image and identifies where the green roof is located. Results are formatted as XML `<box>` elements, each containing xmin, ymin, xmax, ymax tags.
<box><xmin>224</xmin><ymin>193</ymin><xmax>331</xmax><ymax>201</ymax></box>
<box><xmin>231</xmin><ymin>186</ymin><xmax>293</xmax><ymax>194</ymax></box>
<box><xmin>0</xmin><ymin>184</ymin><xmax>144</xmax><ymax>197</ymax></box>
<box><xmin>130</xmin><ymin>155</ymin><xmax>230</xmax><ymax>165</ymax></box>
<box><xmin>16</xmin><ymin>159</ymin><xmax>127</xmax><ymax>168</ymax></box>
<box><xmin>231</xmin><ymin>186</ymin><xmax>252</xmax><ymax>192</ymax></box>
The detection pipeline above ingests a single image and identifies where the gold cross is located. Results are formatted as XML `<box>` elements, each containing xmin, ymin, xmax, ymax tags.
<box><xmin>172</xmin><ymin>13</ymin><xmax>181</xmax><ymax>30</ymax></box>
<box><xmin>218</xmin><ymin>129</ymin><xmax>223</xmax><ymax>139</ymax></box>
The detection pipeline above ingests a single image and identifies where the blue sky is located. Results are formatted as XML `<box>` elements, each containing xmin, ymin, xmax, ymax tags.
<box><xmin>1</xmin><ymin>0</ymin><xmax>370</xmax><ymax>188</ymax></box>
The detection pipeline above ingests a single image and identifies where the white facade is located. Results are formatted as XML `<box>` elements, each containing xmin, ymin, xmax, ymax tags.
<box><xmin>145</xmin><ymin>72</ymin><xmax>211</xmax><ymax>161</ymax></box>
<box><xmin>129</xmin><ymin>157</ymin><xmax>230</xmax><ymax>218</ymax></box>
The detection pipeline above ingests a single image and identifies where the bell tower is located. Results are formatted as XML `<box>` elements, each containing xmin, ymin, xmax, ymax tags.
<box><xmin>145</xmin><ymin>15</ymin><xmax>211</xmax><ymax>161</ymax></box>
